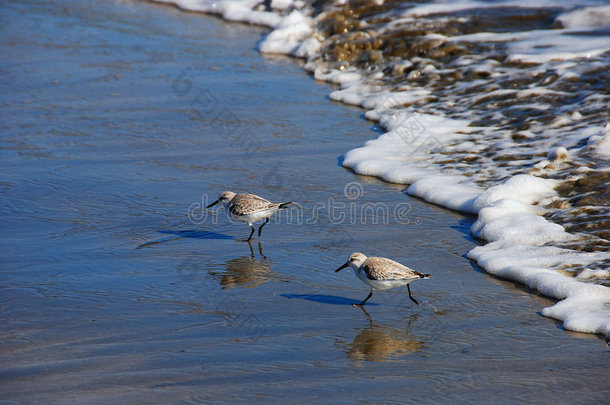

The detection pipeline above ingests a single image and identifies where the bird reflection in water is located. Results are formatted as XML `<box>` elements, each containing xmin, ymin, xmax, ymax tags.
<box><xmin>208</xmin><ymin>241</ymin><xmax>274</xmax><ymax>289</ymax></box>
<box><xmin>345</xmin><ymin>308</ymin><xmax>425</xmax><ymax>362</ymax></box>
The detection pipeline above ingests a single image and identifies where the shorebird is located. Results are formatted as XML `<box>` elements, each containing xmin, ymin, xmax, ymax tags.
<box><xmin>206</xmin><ymin>191</ymin><xmax>292</xmax><ymax>241</ymax></box>
<box><xmin>335</xmin><ymin>252</ymin><xmax>430</xmax><ymax>307</ymax></box>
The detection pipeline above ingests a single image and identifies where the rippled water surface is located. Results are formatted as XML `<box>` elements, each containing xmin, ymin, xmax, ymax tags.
<box><xmin>1</xmin><ymin>0</ymin><xmax>608</xmax><ymax>403</ymax></box>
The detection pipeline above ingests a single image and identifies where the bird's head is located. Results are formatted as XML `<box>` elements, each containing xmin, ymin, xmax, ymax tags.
<box><xmin>207</xmin><ymin>191</ymin><xmax>236</xmax><ymax>208</ymax></box>
<box><xmin>335</xmin><ymin>252</ymin><xmax>367</xmax><ymax>272</ymax></box>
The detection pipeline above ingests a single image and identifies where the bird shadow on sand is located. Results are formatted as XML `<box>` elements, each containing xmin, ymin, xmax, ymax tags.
<box><xmin>137</xmin><ymin>229</ymin><xmax>233</xmax><ymax>249</ymax></box>
<box><xmin>281</xmin><ymin>294</ymin><xmax>379</xmax><ymax>307</ymax></box>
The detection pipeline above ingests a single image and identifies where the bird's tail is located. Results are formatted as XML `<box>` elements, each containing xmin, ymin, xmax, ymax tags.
<box><xmin>419</xmin><ymin>273</ymin><xmax>431</xmax><ymax>279</ymax></box>
<box><xmin>278</xmin><ymin>202</ymin><xmax>294</xmax><ymax>209</ymax></box>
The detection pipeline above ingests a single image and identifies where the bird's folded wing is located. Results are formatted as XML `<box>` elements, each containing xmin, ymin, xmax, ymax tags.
<box><xmin>230</xmin><ymin>194</ymin><xmax>275</xmax><ymax>215</ymax></box>
<box><xmin>364</xmin><ymin>257</ymin><xmax>418</xmax><ymax>280</ymax></box>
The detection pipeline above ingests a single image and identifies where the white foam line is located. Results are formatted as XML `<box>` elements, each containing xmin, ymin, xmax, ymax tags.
<box><xmin>152</xmin><ymin>0</ymin><xmax>283</xmax><ymax>28</ymax></box>
<box><xmin>403</xmin><ymin>0</ymin><xmax>610</xmax><ymax>18</ymax></box>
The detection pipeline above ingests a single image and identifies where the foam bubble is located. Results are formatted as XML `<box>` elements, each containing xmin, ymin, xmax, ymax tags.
<box><xmin>258</xmin><ymin>10</ymin><xmax>313</xmax><ymax>54</ymax></box>
<box><xmin>547</xmin><ymin>146</ymin><xmax>570</xmax><ymax>162</ymax></box>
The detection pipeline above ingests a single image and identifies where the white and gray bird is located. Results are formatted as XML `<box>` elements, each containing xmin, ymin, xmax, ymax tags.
<box><xmin>206</xmin><ymin>191</ymin><xmax>292</xmax><ymax>241</ymax></box>
<box><xmin>336</xmin><ymin>252</ymin><xmax>431</xmax><ymax>307</ymax></box>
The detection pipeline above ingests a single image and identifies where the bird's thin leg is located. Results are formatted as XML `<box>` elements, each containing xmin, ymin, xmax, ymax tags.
<box><xmin>246</xmin><ymin>226</ymin><xmax>256</xmax><ymax>241</ymax></box>
<box><xmin>353</xmin><ymin>289</ymin><xmax>373</xmax><ymax>307</ymax></box>
<box><xmin>407</xmin><ymin>284</ymin><xmax>419</xmax><ymax>305</ymax></box>
<box><xmin>257</xmin><ymin>217</ymin><xmax>270</xmax><ymax>237</ymax></box>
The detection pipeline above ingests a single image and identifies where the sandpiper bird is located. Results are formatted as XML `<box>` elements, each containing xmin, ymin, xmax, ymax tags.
<box><xmin>335</xmin><ymin>252</ymin><xmax>431</xmax><ymax>307</ymax></box>
<box><xmin>206</xmin><ymin>191</ymin><xmax>292</xmax><ymax>241</ymax></box>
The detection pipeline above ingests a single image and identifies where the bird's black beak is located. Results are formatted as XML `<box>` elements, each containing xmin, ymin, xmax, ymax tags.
<box><xmin>206</xmin><ymin>199</ymin><xmax>219</xmax><ymax>209</ymax></box>
<box><xmin>335</xmin><ymin>262</ymin><xmax>349</xmax><ymax>272</ymax></box>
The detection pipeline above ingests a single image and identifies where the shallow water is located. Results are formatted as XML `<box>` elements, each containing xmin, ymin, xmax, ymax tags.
<box><xmin>1</xmin><ymin>0</ymin><xmax>608</xmax><ymax>403</ymax></box>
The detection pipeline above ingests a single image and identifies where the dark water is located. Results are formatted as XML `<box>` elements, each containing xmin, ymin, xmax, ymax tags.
<box><xmin>1</xmin><ymin>0</ymin><xmax>608</xmax><ymax>403</ymax></box>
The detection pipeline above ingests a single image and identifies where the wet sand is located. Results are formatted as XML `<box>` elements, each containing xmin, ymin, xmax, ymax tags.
<box><xmin>1</xmin><ymin>0</ymin><xmax>608</xmax><ymax>403</ymax></box>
